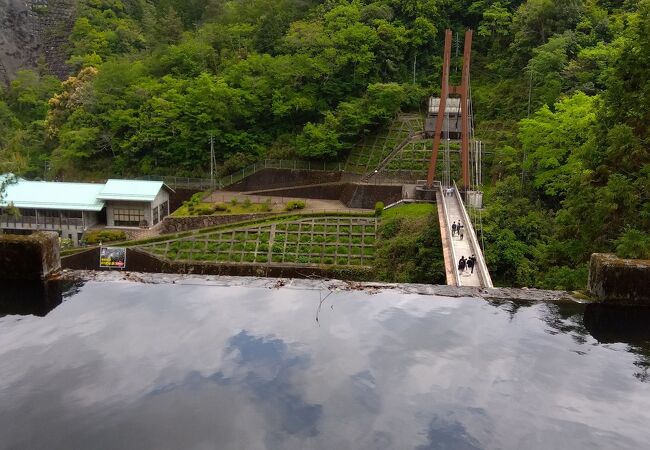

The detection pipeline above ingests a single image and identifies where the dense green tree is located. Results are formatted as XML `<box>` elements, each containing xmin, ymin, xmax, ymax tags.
<box><xmin>2</xmin><ymin>0</ymin><xmax>649</xmax><ymax>288</ymax></box>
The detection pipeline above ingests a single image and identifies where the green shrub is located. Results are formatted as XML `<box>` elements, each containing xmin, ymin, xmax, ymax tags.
<box><xmin>285</xmin><ymin>200</ymin><xmax>306</xmax><ymax>211</ymax></box>
<box><xmin>615</xmin><ymin>228</ymin><xmax>650</xmax><ymax>260</ymax></box>
<box><xmin>375</xmin><ymin>201</ymin><xmax>384</xmax><ymax>217</ymax></box>
<box><xmin>214</xmin><ymin>203</ymin><xmax>228</xmax><ymax>212</ymax></box>
<box><xmin>57</xmin><ymin>238</ymin><xmax>73</xmax><ymax>250</ymax></box>
<box><xmin>230</xmin><ymin>197</ymin><xmax>239</xmax><ymax>206</ymax></box>
<box><xmin>242</xmin><ymin>198</ymin><xmax>252</xmax><ymax>209</ymax></box>
<box><xmin>261</xmin><ymin>198</ymin><xmax>273</xmax><ymax>212</ymax></box>
<box><xmin>84</xmin><ymin>230</ymin><xmax>127</xmax><ymax>245</ymax></box>
<box><xmin>190</xmin><ymin>192</ymin><xmax>204</xmax><ymax>204</ymax></box>
<box><xmin>194</xmin><ymin>205</ymin><xmax>215</xmax><ymax>215</ymax></box>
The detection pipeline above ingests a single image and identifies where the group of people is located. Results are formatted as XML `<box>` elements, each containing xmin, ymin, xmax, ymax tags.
<box><xmin>458</xmin><ymin>255</ymin><xmax>477</xmax><ymax>274</ymax></box>
<box><xmin>451</xmin><ymin>221</ymin><xmax>464</xmax><ymax>240</ymax></box>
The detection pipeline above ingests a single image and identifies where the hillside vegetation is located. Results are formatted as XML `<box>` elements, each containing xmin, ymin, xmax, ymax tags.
<box><xmin>1</xmin><ymin>0</ymin><xmax>649</xmax><ymax>288</ymax></box>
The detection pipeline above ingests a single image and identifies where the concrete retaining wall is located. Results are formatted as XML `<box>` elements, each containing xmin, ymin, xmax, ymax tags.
<box><xmin>341</xmin><ymin>184</ymin><xmax>402</xmax><ymax>209</ymax></box>
<box><xmin>252</xmin><ymin>182</ymin><xmax>402</xmax><ymax>209</ymax></box>
<box><xmin>588</xmin><ymin>253</ymin><xmax>650</xmax><ymax>305</ymax></box>
<box><xmin>252</xmin><ymin>183</ymin><xmax>345</xmax><ymax>201</ymax></box>
<box><xmin>169</xmin><ymin>188</ymin><xmax>197</xmax><ymax>213</ymax></box>
<box><xmin>62</xmin><ymin>248</ymin><xmax>373</xmax><ymax>281</ymax></box>
<box><xmin>226</xmin><ymin>168</ymin><xmax>342</xmax><ymax>192</ymax></box>
<box><xmin>0</xmin><ymin>231</ymin><xmax>60</xmax><ymax>280</ymax></box>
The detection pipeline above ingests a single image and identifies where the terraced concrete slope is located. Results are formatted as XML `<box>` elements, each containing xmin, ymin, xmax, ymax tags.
<box><xmin>138</xmin><ymin>216</ymin><xmax>378</xmax><ymax>268</ymax></box>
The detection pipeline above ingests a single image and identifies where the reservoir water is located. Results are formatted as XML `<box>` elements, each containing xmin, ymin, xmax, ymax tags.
<box><xmin>0</xmin><ymin>279</ymin><xmax>649</xmax><ymax>449</ymax></box>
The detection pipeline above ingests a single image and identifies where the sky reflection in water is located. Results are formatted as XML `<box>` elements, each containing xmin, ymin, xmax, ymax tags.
<box><xmin>0</xmin><ymin>281</ymin><xmax>649</xmax><ymax>450</ymax></box>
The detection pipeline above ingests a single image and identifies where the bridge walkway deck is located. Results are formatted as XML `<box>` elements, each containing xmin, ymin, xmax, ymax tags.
<box><xmin>439</xmin><ymin>185</ymin><xmax>493</xmax><ymax>288</ymax></box>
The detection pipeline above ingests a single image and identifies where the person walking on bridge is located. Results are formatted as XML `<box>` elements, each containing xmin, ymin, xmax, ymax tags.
<box><xmin>452</xmin><ymin>221</ymin><xmax>457</xmax><ymax>236</ymax></box>
<box><xmin>458</xmin><ymin>256</ymin><xmax>466</xmax><ymax>274</ymax></box>
<box><xmin>467</xmin><ymin>254</ymin><xmax>476</xmax><ymax>274</ymax></box>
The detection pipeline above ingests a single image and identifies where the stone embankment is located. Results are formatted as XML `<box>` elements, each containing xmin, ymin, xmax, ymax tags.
<box><xmin>160</xmin><ymin>212</ymin><xmax>278</xmax><ymax>234</ymax></box>
<box><xmin>588</xmin><ymin>253</ymin><xmax>650</xmax><ymax>306</ymax></box>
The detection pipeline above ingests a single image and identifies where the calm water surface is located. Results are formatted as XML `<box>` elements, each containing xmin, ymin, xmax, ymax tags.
<box><xmin>0</xmin><ymin>280</ymin><xmax>649</xmax><ymax>450</ymax></box>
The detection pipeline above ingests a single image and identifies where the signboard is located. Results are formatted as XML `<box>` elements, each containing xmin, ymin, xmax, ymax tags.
<box><xmin>100</xmin><ymin>247</ymin><xmax>126</xmax><ymax>269</ymax></box>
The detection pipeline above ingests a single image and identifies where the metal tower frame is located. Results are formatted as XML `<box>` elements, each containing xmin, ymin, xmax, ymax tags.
<box><xmin>427</xmin><ymin>29</ymin><xmax>473</xmax><ymax>190</ymax></box>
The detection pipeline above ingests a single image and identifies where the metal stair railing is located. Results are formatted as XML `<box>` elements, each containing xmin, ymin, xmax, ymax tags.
<box><xmin>360</xmin><ymin>131</ymin><xmax>426</xmax><ymax>183</ymax></box>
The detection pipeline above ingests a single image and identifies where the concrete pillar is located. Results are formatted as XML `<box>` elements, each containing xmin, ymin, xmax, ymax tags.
<box><xmin>588</xmin><ymin>253</ymin><xmax>650</xmax><ymax>305</ymax></box>
<box><xmin>0</xmin><ymin>231</ymin><xmax>60</xmax><ymax>280</ymax></box>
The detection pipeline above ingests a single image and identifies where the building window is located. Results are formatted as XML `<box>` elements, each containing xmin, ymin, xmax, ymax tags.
<box><xmin>160</xmin><ymin>201</ymin><xmax>169</xmax><ymax>219</ymax></box>
<box><xmin>63</xmin><ymin>210</ymin><xmax>82</xmax><ymax>219</ymax></box>
<box><xmin>113</xmin><ymin>208</ymin><xmax>144</xmax><ymax>227</ymax></box>
<box><xmin>20</xmin><ymin>209</ymin><xmax>36</xmax><ymax>217</ymax></box>
<box><xmin>152</xmin><ymin>206</ymin><xmax>159</xmax><ymax>225</ymax></box>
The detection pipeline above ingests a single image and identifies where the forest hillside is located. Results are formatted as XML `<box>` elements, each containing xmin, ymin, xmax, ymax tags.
<box><xmin>1</xmin><ymin>0</ymin><xmax>649</xmax><ymax>289</ymax></box>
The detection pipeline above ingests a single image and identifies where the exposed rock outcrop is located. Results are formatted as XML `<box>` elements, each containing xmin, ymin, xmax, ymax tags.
<box><xmin>0</xmin><ymin>0</ymin><xmax>75</xmax><ymax>83</ymax></box>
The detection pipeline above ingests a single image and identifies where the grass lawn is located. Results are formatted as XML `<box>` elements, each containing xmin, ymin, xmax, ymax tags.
<box><xmin>382</xmin><ymin>203</ymin><xmax>435</xmax><ymax>221</ymax></box>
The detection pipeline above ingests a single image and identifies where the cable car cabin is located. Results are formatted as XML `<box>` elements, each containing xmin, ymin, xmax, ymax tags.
<box><xmin>425</xmin><ymin>97</ymin><xmax>462</xmax><ymax>140</ymax></box>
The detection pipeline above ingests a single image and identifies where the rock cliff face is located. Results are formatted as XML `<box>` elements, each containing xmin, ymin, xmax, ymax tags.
<box><xmin>0</xmin><ymin>0</ymin><xmax>75</xmax><ymax>84</ymax></box>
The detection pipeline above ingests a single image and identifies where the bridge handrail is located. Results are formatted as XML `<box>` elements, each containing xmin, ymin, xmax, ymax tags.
<box><xmin>452</xmin><ymin>180</ymin><xmax>493</xmax><ymax>288</ymax></box>
<box><xmin>438</xmin><ymin>184</ymin><xmax>460</xmax><ymax>287</ymax></box>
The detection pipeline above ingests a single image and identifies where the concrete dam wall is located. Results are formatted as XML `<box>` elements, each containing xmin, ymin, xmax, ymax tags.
<box><xmin>0</xmin><ymin>231</ymin><xmax>60</xmax><ymax>280</ymax></box>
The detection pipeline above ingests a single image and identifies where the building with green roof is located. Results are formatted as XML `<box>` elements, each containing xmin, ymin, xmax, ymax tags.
<box><xmin>0</xmin><ymin>176</ymin><xmax>173</xmax><ymax>245</ymax></box>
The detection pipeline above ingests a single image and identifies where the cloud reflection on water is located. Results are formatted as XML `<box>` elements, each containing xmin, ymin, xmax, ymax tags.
<box><xmin>0</xmin><ymin>282</ymin><xmax>648</xmax><ymax>449</ymax></box>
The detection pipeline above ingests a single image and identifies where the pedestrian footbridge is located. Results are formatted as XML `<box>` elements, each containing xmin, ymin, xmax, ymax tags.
<box><xmin>434</xmin><ymin>183</ymin><xmax>493</xmax><ymax>288</ymax></box>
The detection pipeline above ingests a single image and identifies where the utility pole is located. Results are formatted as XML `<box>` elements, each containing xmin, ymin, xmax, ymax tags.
<box><xmin>527</xmin><ymin>70</ymin><xmax>534</xmax><ymax>117</ymax></box>
<box><xmin>413</xmin><ymin>53</ymin><xmax>417</xmax><ymax>84</ymax></box>
<box><xmin>209</xmin><ymin>134</ymin><xmax>217</xmax><ymax>190</ymax></box>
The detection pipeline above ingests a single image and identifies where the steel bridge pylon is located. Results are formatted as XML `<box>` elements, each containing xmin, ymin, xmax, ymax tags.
<box><xmin>426</xmin><ymin>29</ymin><xmax>473</xmax><ymax>190</ymax></box>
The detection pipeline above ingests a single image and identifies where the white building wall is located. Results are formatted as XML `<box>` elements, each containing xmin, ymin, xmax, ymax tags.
<box><xmin>105</xmin><ymin>201</ymin><xmax>152</xmax><ymax>227</ymax></box>
<box><xmin>150</xmin><ymin>188</ymin><xmax>171</xmax><ymax>226</ymax></box>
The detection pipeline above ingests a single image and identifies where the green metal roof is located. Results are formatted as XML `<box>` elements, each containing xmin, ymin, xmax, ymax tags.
<box><xmin>97</xmin><ymin>179</ymin><xmax>170</xmax><ymax>202</ymax></box>
<box><xmin>0</xmin><ymin>178</ymin><xmax>105</xmax><ymax>211</ymax></box>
